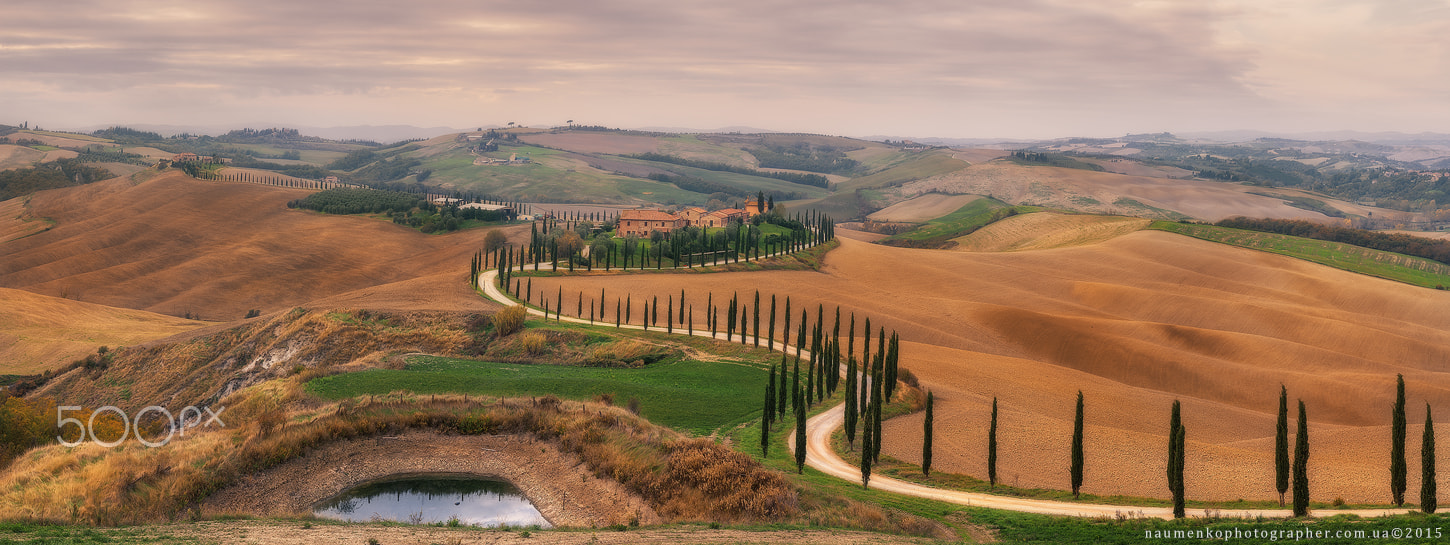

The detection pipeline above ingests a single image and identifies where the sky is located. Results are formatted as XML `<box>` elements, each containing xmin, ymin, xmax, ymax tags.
<box><xmin>2</xmin><ymin>0</ymin><xmax>1448</xmax><ymax>140</ymax></box>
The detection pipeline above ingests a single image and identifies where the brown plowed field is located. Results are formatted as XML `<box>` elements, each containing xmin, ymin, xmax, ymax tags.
<box><xmin>0</xmin><ymin>172</ymin><xmax>522</xmax><ymax>321</ymax></box>
<box><xmin>527</xmin><ymin>231</ymin><xmax>1450</xmax><ymax>503</ymax></box>
<box><xmin>867</xmin><ymin>194</ymin><xmax>981</xmax><ymax>223</ymax></box>
<box><xmin>951</xmin><ymin>212</ymin><xmax>1150</xmax><ymax>251</ymax></box>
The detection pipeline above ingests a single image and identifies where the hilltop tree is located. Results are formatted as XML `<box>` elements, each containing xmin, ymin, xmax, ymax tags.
<box><xmin>1277</xmin><ymin>385</ymin><xmax>1290</xmax><ymax>507</ymax></box>
<box><xmin>1424</xmin><ymin>403</ymin><xmax>1437</xmax><ymax>514</ymax></box>
<box><xmin>1071</xmin><ymin>391</ymin><xmax>1085</xmax><ymax>499</ymax></box>
<box><xmin>1293</xmin><ymin>399</ymin><xmax>1310</xmax><ymax>517</ymax></box>
<box><xmin>989</xmin><ymin>397</ymin><xmax>999</xmax><ymax>487</ymax></box>
<box><xmin>923</xmin><ymin>390</ymin><xmax>934</xmax><ymax>477</ymax></box>
<box><xmin>1392</xmin><ymin>374</ymin><xmax>1408</xmax><ymax>507</ymax></box>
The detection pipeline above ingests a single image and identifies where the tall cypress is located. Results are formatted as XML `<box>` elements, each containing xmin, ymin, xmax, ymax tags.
<box><xmin>805</xmin><ymin>348</ymin><xmax>815</xmax><ymax>406</ymax></box>
<box><xmin>1392</xmin><ymin>374</ymin><xmax>1408</xmax><ymax>507</ymax></box>
<box><xmin>923</xmin><ymin>390</ymin><xmax>934</xmax><ymax>477</ymax></box>
<box><xmin>778</xmin><ymin>353</ymin><xmax>789</xmax><ymax>419</ymax></box>
<box><xmin>872</xmin><ymin>362</ymin><xmax>884</xmax><ymax>463</ymax></box>
<box><xmin>679</xmin><ymin>290</ymin><xmax>685</xmax><ymax>324</ymax></box>
<box><xmin>847</xmin><ymin>312</ymin><xmax>855</xmax><ymax>362</ymax></box>
<box><xmin>667</xmin><ymin>296</ymin><xmax>674</xmax><ymax>333</ymax></box>
<box><xmin>1424</xmin><ymin>403</ymin><xmax>1437</xmax><ymax>514</ymax></box>
<box><xmin>1168</xmin><ymin>400</ymin><xmax>1186</xmax><ymax>519</ymax></box>
<box><xmin>726</xmin><ymin>293</ymin><xmax>736</xmax><ymax>341</ymax></box>
<box><xmin>740</xmin><ymin>303</ymin><xmax>748</xmax><ymax>346</ymax></box>
<box><xmin>651</xmin><ymin>295</ymin><xmax>658</xmax><ymax>327</ymax></box>
<box><xmin>885</xmin><ymin>332</ymin><xmax>899</xmax><ymax>399</ymax></box>
<box><xmin>1071</xmin><ymin>390</ymin><xmax>1085</xmax><ymax>499</ymax></box>
<box><xmin>861</xmin><ymin>398</ymin><xmax>874</xmax><ymax>489</ymax></box>
<box><xmin>768</xmin><ymin>294</ymin><xmax>777</xmax><ymax>351</ymax></box>
<box><xmin>753</xmin><ymin>291</ymin><xmax>761</xmax><ymax>347</ymax></box>
<box><xmin>1292</xmin><ymin>399</ymin><xmax>1310</xmax><ymax>517</ymax></box>
<box><xmin>762</xmin><ymin>365</ymin><xmax>775</xmax><ymax>456</ymax></box>
<box><xmin>844</xmin><ymin>355</ymin><xmax>858</xmax><ymax>448</ymax></box>
<box><xmin>797</xmin><ymin>309</ymin><xmax>807</xmax><ymax>362</ymax></box>
<box><xmin>1277</xmin><ymin>385</ymin><xmax>1290</xmax><ymax>507</ymax></box>
<box><xmin>989</xmin><ymin>397</ymin><xmax>999</xmax><ymax>487</ymax></box>
<box><xmin>795</xmin><ymin>384</ymin><xmax>807</xmax><ymax>474</ymax></box>
<box><xmin>783</xmin><ymin>297</ymin><xmax>792</xmax><ymax>353</ymax></box>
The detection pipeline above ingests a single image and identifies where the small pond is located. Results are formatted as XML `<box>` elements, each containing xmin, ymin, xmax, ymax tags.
<box><xmin>313</xmin><ymin>476</ymin><xmax>551</xmax><ymax>528</ymax></box>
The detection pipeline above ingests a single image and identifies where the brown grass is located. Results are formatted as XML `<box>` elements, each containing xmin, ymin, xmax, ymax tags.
<box><xmin>0</xmin><ymin>172</ymin><xmax>522</xmax><ymax>320</ymax></box>
<box><xmin>0</xmin><ymin>287</ymin><xmax>206</xmax><ymax>374</ymax></box>
<box><xmin>950</xmin><ymin>212</ymin><xmax>1149</xmax><ymax>252</ymax></box>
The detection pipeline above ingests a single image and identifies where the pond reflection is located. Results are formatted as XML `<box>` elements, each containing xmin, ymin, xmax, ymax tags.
<box><xmin>313</xmin><ymin>476</ymin><xmax>550</xmax><ymax>528</ymax></box>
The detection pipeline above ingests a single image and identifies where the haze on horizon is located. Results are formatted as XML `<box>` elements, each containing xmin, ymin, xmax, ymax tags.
<box><xmin>1</xmin><ymin>0</ymin><xmax>1447</xmax><ymax>140</ymax></box>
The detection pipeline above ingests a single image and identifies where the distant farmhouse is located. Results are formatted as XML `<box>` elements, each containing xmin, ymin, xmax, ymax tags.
<box><xmin>473</xmin><ymin>152</ymin><xmax>532</xmax><ymax>166</ymax></box>
<box><xmin>169</xmin><ymin>153</ymin><xmax>231</xmax><ymax>164</ymax></box>
<box><xmin>616</xmin><ymin>198</ymin><xmax>766</xmax><ymax>237</ymax></box>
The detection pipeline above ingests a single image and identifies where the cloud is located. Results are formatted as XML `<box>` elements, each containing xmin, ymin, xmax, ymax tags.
<box><xmin>0</xmin><ymin>0</ymin><xmax>1443</xmax><ymax>137</ymax></box>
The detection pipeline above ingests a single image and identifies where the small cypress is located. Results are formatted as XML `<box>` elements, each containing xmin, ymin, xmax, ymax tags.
<box><xmin>1276</xmin><ymin>385</ymin><xmax>1290</xmax><ymax>507</ymax></box>
<box><xmin>1423</xmin><ymin>403</ymin><xmax>1437</xmax><ymax>514</ymax></box>
<box><xmin>923</xmin><ymin>390</ymin><xmax>934</xmax><ymax>477</ymax></box>
<box><xmin>795</xmin><ymin>385</ymin><xmax>807</xmax><ymax>474</ymax></box>
<box><xmin>988</xmin><ymin>397</ymin><xmax>999</xmax><ymax>487</ymax></box>
<box><xmin>1292</xmin><ymin>399</ymin><xmax>1310</xmax><ymax>517</ymax></box>
<box><xmin>1071</xmin><ymin>391</ymin><xmax>1085</xmax><ymax>499</ymax></box>
<box><xmin>1392</xmin><ymin>374</ymin><xmax>1407</xmax><ymax>507</ymax></box>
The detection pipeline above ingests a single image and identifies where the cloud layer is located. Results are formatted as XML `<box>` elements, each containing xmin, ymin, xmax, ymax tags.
<box><xmin>2</xmin><ymin>0</ymin><xmax>1445</xmax><ymax>137</ymax></box>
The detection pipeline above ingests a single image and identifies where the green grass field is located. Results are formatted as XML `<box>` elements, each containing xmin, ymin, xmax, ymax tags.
<box><xmin>877</xmin><ymin>198</ymin><xmax>1044</xmax><ymax>247</ymax></box>
<box><xmin>617</xmin><ymin>156</ymin><xmax>832</xmax><ymax>199</ymax></box>
<box><xmin>420</xmin><ymin>146</ymin><xmax>706</xmax><ymax>204</ymax></box>
<box><xmin>306</xmin><ymin>347</ymin><xmax>769</xmax><ymax>436</ymax></box>
<box><xmin>1151</xmin><ymin>222</ymin><xmax>1450</xmax><ymax>289</ymax></box>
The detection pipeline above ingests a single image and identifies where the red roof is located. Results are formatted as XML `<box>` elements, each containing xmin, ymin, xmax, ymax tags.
<box><xmin>619</xmin><ymin>209</ymin><xmax>681</xmax><ymax>221</ymax></box>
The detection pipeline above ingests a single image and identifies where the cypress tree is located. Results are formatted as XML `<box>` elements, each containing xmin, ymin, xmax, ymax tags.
<box><xmin>861</xmin><ymin>398</ymin><xmax>873</xmax><ymax>489</ymax></box>
<box><xmin>795</xmin><ymin>384</ymin><xmax>807</xmax><ymax>474</ymax></box>
<box><xmin>884</xmin><ymin>332</ymin><xmax>899</xmax><ymax>399</ymax></box>
<box><xmin>989</xmin><ymin>397</ymin><xmax>999</xmax><ymax>487</ymax></box>
<box><xmin>848</xmin><ymin>312</ymin><xmax>855</xmax><ymax>362</ymax></box>
<box><xmin>556</xmin><ymin>287</ymin><xmax>563</xmax><ymax>321</ymax></box>
<box><xmin>753</xmin><ymin>291</ymin><xmax>761</xmax><ymax>347</ymax></box>
<box><xmin>762</xmin><ymin>365</ymin><xmax>775</xmax><ymax>456</ymax></box>
<box><xmin>1071</xmin><ymin>391</ymin><xmax>1085</xmax><ymax>499</ymax></box>
<box><xmin>783</xmin><ymin>297</ymin><xmax>792</xmax><ymax>352</ymax></box>
<box><xmin>791</xmin><ymin>359</ymin><xmax>800</xmax><ymax>410</ymax></box>
<box><xmin>1424</xmin><ymin>403</ymin><xmax>1437</xmax><ymax>514</ymax></box>
<box><xmin>727</xmin><ymin>293</ymin><xmax>737</xmax><ymax>341</ymax></box>
<box><xmin>862</xmin><ymin>318</ymin><xmax>872</xmax><ymax>379</ymax></box>
<box><xmin>778</xmin><ymin>353</ymin><xmax>789</xmax><ymax>420</ymax></box>
<box><xmin>872</xmin><ymin>384</ymin><xmax>884</xmax><ymax>463</ymax></box>
<box><xmin>577</xmin><ymin>291</ymin><xmax>583</xmax><ymax>318</ymax></box>
<box><xmin>526</xmin><ymin>277</ymin><xmax>533</xmax><ymax>303</ymax></box>
<box><xmin>1292</xmin><ymin>399</ymin><xmax>1310</xmax><ymax>517</ymax></box>
<box><xmin>642</xmin><ymin>299</ymin><xmax>649</xmax><ymax>330</ymax></box>
<box><xmin>797</xmin><ymin>309</ymin><xmax>807</xmax><ymax>362</ymax></box>
<box><xmin>651</xmin><ymin>295</ymin><xmax>658</xmax><ymax>327</ymax></box>
<box><xmin>679</xmin><ymin>289</ymin><xmax>686</xmax><ymax>324</ymax></box>
<box><xmin>615</xmin><ymin>300</ymin><xmax>621</xmax><ymax>328</ymax></box>
<box><xmin>844</xmin><ymin>355</ymin><xmax>858</xmax><ymax>448</ymax></box>
<box><xmin>805</xmin><ymin>349</ymin><xmax>815</xmax><ymax>406</ymax></box>
<box><xmin>830</xmin><ymin>307</ymin><xmax>841</xmax><ymax>394</ymax></box>
<box><xmin>667</xmin><ymin>295</ymin><xmax>673</xmax><ymax>333</ymax></box>
<box><xmin>688</xmin><ymin>305</ymin><xmax>693</xmax><ymax>335</ymax></box>
<box><xmin>625</xmin><ymin>297</ymin><xmax>632</xmax><ymax>326</ymax></box>
<box><xmin>1392</xmin><ymin>374</ymin><xmax>1408</xmax><ymax>507</ymax></box>
<box><xmin>769</xmin><ymin>294</ymin><xmax>778</xmax><ymax>351</ymax></box>
<box><xmin>923</xmin><ymin>390</ymin><xmax>934</xmax><ymax>477</ymax></box>
<box><xmin>740</xmin><ymin>303</ymin><xmax>748</xmax><ymax>346</ymax></box>
<box><xmin>1168</xmin><ymin>400</ymin><xmax>1186</xmax><ymax>519</ymax></box>
<box><xmin>1277</xmin><ymin>385</ymin><xmax>1290</xmax><ymax>507</ymax></box>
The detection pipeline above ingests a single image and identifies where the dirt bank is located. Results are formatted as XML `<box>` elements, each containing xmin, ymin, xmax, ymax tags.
<box><xmin>203</xmin><ymin>431</ymin><xmax>660</xmax><ymax>528</ymax></box>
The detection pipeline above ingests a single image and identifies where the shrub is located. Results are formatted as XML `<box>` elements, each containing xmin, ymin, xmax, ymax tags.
<box><xmin>518</xmin><ymin>331</ymin><xmax>547</xmax><ymax>355</ymax></box>
<box><xmin>494</xmin><ymin>305</ymin><xmax>528</xmax><ymax>336</ymax></box>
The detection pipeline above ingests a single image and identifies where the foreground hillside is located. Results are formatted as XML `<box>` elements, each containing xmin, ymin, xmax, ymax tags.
<box><xmin>524</xmin><ymin>229</ymin><xmax>1450</xmax><ymax>503</ymax></box>
<box><xmin>0</xmin><ymin>171</ymin><xmax>514</xmax><ymax>322</ymax></box>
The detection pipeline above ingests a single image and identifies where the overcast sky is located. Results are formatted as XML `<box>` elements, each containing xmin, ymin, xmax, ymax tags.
<box><xmin>2</xmin><ymin>0</ymin><xmax>1447</xmax><ymax>139</ymax></box>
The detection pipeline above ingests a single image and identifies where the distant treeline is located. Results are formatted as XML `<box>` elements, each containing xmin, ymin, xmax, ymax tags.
<box><xmin>0</xmin><ymin>159</ymin><xmax>115</xmax><ymax>201</ymax></box>
<box><xmin>645</xmin><ymin>173</ymin><xmax>808</xmax><ymax>201</ymax></box>
<box><xmin>1008</xmin><ymin>151</ymin><xmax>1106</xmax><ymax>172</ymax></box>
<box><xmin>1217</xmin><ymin>217</ymin><xmax>1450</xmax><ymax>265</ymax></box>
<box><xmin>289</xmin><ymin>188</ymin><xmax>428</xmax><ymax>215</ymax></box>
<box><xmin>627</xmin><ymin>152</ymin><xmax>830</xmax><ymax>188</ymax></box>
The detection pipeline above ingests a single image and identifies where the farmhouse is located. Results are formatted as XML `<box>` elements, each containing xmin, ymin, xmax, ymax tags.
<box><xmin>617</xmin><ymin>209</ymin><xmax>684</xmax><ymax>237</ymax></box>
<box><xmin>700</xmin><ymin>208</ymin><xmax>745</xmax><ymax>228</ymax></box>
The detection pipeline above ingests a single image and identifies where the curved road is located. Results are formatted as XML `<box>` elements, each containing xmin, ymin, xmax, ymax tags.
<box><xmin>476</xmin><ymin>267</ymin><xmax>1412</xmax><ymax>520</ymax></box>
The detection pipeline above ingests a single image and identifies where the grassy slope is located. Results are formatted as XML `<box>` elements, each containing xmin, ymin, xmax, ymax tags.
<box><xmin>877</xmin><ymin>198</ymin><xmax>1045</xmax><ymax>246</ymax></box>
<box><xmin>419</xmin><ymin>145</ymin><xmax>705</xmax><ymax>204</ymax></box>
<box><xmin>1151</xmin><ymin>221</ymin><xmax>1450</xmax><ymax>288</ymax></box>
<box><xmin>306</xmin><ymin>333</ymin><xmax>769</xmax><ymax>437</ymax></box>
<box><xmin>836</xmin><ymin>150</ymin><xmax>969</xmax><ymax>192</ymax></box>
<box><xmin>615</xmin><ymin>157</ymin><xmax>832</xmax><ymax>199</ymax></box>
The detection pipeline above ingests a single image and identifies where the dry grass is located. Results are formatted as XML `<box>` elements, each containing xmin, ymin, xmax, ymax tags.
<box><xmin>494</xmin><ymin>304</ymin><xmax>528</xmax><ymax>336</ymax></box>
<box><xmin>950</xmin><ymin>212</ymin><xmax>1149</xmax><ymax>252</ymax></box>
<box><xmin>518</xmin><ymin>330</ymin><xmax>547</xmax><ymax>355</ymax></box>
<box><xmin>0</xmin><ymin>287</ymin><xmax>206</xmax><ymax>374</ymax></box>
<box><xmin>0</xmin><ymin>172</ymin><xmax>519</xmax><ymax>319</ymax></box>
